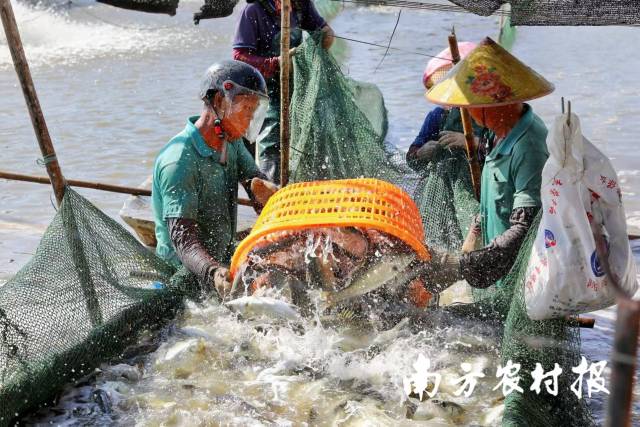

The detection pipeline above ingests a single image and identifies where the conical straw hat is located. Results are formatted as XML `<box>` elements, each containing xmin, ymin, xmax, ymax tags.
<box><xmin>426</xmin><ymin>37</ymin><xmax>554</xmax><ymax>107</ymax></box>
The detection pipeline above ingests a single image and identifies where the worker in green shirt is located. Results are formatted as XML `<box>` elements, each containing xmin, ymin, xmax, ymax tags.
<box><xmin>152</xmin><ymin>60</ymin><xmax>277</xmax><ymax>299</ymax></box>
<box><xmin>423</xmin><ymin>37</ymin><xmax>554</xmax><ymax>289</ymax></box>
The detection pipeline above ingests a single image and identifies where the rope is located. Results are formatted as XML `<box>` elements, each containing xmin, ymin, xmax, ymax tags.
<box><xmin>333</xmin><ymin>34</ymin><xmax>453</xmax><ymax>60</ymax></box>
<box><xmin>36</xmin><ymin>154</ymin><xmax>58</xmax><ymax>167</ymax></box>
<box><xmin>374</xmin><ymin>9</ymin><xmax>402</xmax><ymax>72</ymax></box>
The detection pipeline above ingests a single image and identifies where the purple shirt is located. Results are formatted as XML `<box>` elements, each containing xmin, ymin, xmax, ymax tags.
<box><xmin>233</xmin><ymin>1</ymin><xmax>326</xmax><ymax>57</ymax></box>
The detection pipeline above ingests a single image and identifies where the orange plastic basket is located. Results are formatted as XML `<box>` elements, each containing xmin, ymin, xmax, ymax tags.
<box><xmin>230</xmin><ymin>178</ymin><xmax>430</xmax><ymax>276</ymax></box>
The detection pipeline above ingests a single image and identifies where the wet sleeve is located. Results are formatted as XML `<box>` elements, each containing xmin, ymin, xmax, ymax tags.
<box><xmin>168</xmin><ymin>218</ymin><xmax>223</xmax><ymax>288</ymax></box>
<box><xmin>157</xmin><ymin>161</ymin><xmax>199</xmax><ymax>220</ymax></box>
<box><xmin>459</xmin><ymin>207</ymin><xmax>538</xmax><ymax>289</ymax></box>
<box><xmin>299</xmin><ymin>1</ymin><xmax>326</xmax><ymax>31</ymax></box>
<box><xmin>233</xmin><ymin>48</ymin><xmax>280</xmax><ymax>80</ymax></box>
<box><xmin>233</xmin><ymin>6</ymin><xmax>260</xmax><ymax>50</ymax></box>
<box><xmin>510</xmin><ymin>143</ymin><xmax>548</xmax><ymax>210</ymax></box>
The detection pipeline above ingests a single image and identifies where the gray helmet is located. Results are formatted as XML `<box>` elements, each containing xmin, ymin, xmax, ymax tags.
<box><xmin>199</xmin><ymin>60</ymin><xmax>268</xmax><ymax>104</ymax></box>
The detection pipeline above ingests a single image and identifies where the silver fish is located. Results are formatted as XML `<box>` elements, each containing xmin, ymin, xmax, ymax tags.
<box><xmin>225</xmin><ymin>296</ymin><xmax>302</xmax><ymax>322</ymax></box>
<box><xmin>323</xmin><ymin>254</ymin><xmax>414</xmax><ymax>306</ymax></box>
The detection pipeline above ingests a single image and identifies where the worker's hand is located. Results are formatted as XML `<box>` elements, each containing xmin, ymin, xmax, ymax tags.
<box><xmin>212</xmin><ymin>267</ymin><xmax>232</xmax><ymax>300</ymax></box>
<box><xmin>321</xmin><ymin>25</ymin><xmax>335</xmax><ymax>50</ymax></box>
<box><xmin>289</xmin><ymin>47</ymin><xmax>297</xmax><ymax>57</ymax></box>
<box><xmin>438</xmin><ymin>131</ymin><xmax>467</xmax><ymax>150</ymax></box>
<box><xmin>415</xmin><ymin>140</ymin><xmax>439</xmax><ymax>161</ymax></box>
<box><xmin>461</xmin><ymin>214</ymin><xmax>482</xmax><ymax>253</ymax></box>
<box><xmin>251</xmin><ymin>178</ymin><xmax>280</xmax><ymax>211</ymax></box>
<box><xmin>425</xmin><ymin>249</ymin><xmax>462</xmax><ymax>286</ymax></box>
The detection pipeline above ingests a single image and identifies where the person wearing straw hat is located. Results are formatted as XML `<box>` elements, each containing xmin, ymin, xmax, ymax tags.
<box><xmin>423</xmin><ymin>37</ymin><xmax>554</xmax><ymax>289</ymax></box>
<box><xmin>406</xmin><ymin>41</ymin><xmax>485</xmax><ymax>168</ymax></box>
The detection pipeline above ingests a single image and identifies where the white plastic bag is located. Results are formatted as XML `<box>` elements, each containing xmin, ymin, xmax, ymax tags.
<box><xmin>524</xmin><ymin>113</ymin><xmax>637</xmax><ymax>320</ymax></box>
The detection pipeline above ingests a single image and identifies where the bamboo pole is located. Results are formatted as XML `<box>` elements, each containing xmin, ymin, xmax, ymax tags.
<box><xmin>447</xmin><ymin>30</ymin><xmax>481</xmax><ymax>200</ymax></box>
<box><xmin>279</xmin><ymin>0</ymin><xmax>291</xmax><ymax>186</ymax></box>
<box><xmin>0</xmin><ymin>170</ymin><xmax>254</xmax><ymax>206</ymax></box>
<box><xmin>0</xmin><ymin>0</ymin><xmax>66</xmax><ymax>205</ymax></box>
<box><xmin>1</xmin><ymin>0</ymin><xmax>103</xmax><ymax>326</ymax></box>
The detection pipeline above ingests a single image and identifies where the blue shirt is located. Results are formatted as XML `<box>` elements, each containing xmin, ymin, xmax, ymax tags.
<box><xmin>410</xmin><ymin>107</ymin><xmax>447</xmax><ymax>149</ymax></box>
<box><xmin>233</xmin><ymin>1</ymin><xmax>326</xmax><ymax>57</ymax></box>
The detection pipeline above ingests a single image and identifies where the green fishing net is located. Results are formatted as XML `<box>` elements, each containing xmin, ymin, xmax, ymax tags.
<box><xmin>0</xmin><ymin>26</ymin><xmax>593</xmax><ymax>427</ymax></box>
<box><xmin>289</xmin><ymin>33</ymin><xmax>593</xmax><ymax>426</ymax></box>
<box><xmin>291</xmin><ymin>32</ymin><xmax>477</xmax><ymax>253</ymax></box>
<box><xmin>0</xmin><ymin>188</ymin><xmax>193</xmax><ymax>425</ymax></box>
<box><xmin>463</xmin><ymin>215</ymin><xmax>594</xmax><ymax>426</ymax></box>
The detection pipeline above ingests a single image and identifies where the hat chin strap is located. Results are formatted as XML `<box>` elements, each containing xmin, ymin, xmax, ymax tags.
<box><xmin>208</xmin><ymin>104</ymin><xmax>228</xmax><ymax>165</ymax></box>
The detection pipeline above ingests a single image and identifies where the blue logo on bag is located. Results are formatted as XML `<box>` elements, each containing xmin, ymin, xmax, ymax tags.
<box><xmin>590</xmin><ymin>251</ymin><xmax>605</xmax><ymax>277</ymax></box>
<box><xmin>544</xmin><ymin>229</ymin><xmax>556</xmax><ymax>248</ymax></box>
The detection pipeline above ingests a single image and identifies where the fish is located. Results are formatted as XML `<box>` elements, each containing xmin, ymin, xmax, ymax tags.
<box><xmin>306</xmin><ymin>255</ymin><xmax>336</xmax><ymax>291</ymax></box>
<box><xmin>408</xmin><ymin>398</ymin><xmax>465</xmax><ymax>423</ymax></box>
<box><xmin>224</xmin><ymin>295</ymin><xmax>302</xmax><ymax>322</ymax></box>
<box><xmin>323</xmin><ymin>254</ymin><xmax>414</xmax><ymax>306</ymax></box>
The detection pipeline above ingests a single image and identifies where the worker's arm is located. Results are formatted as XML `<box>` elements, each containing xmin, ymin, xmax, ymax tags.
<box><xmin>406</xmin><ymin>108</ymin><xmax>446</xmax><ymax>170</ymax></box>
<box><xmin>236</xmin><ymin>141</ymin><xmax>275</xmax><ymax>213</ymax></box>
<box><xmin>167</xmin><ymin>218</ymin><xmax>231</xmax><ymax>298</ymax></box>
<box><xmin>459</xmin><ymin>207</ymin><xmax>538</xmax><ymax>288</ymax></box>
<box><xmin>233</xmin><ymin>48</ymin><xmax>279</xmax><ymax>79</ymax></box>
<box><xmin>460</xmin><ymin>143</ymin><xmax>547</xmax><ymax>288</ymax></box>
<box><xmin>157</xmin><ymin>160</ymin><xmax>230</xmax><ymax>298</ymax></box>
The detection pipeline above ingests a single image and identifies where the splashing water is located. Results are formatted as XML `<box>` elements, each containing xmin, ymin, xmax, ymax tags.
<box><xmin>25</xmin><ymin>282</ymin><xmax>508</xmax><ymax>426</ymax></box>
<box><xmin>0</xmin><ymin>0</ymin><xmax>215</xmax><ymax>69</ymax></box>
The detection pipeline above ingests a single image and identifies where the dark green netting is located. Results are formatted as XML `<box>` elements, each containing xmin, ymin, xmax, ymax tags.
<box><xmin>289</xmin><ymin>33</ymin><xmax>593</xmax><ymax>426</ymax></box>
<box><xmin>291</xmin><ymin>32</ymin><xmax>477</xmax><ymax>253</ymax></box>
<box><xmin>469</xmin><ymin>214</ymin><xmax>594</xmax><ymax>426</ymax></box>
<box><xmin>96</xmin><ymin>0</ymin><xmax>179</xmax><ymax>15</ymax></box>
<box><xmin>0</xmin><ymin>188</ymin><xmax>197</xmax><ymax>425</ymax></box>
<box><xmin>448</xmin><ymin>0</ymin><xmax>640</xmax><ymax>26</ymax></box>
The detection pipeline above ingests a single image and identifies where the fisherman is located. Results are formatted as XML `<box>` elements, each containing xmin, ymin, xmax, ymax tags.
<box><xmin>232</xmin><ymin>0</ymin><xmax>335</xmax><ymax>182</ymax></box>
<box><xmin>423</xmin><ymin>37</ymin><xmax>554</xmax><ymax>289</ymax></box>
<box><xmin>152</xmin><ymin>60</ymin><xmax>278</xmax><ymax>299</ymax></box>
<box><xmin>406</xmin><ymin>42</ymin><xmax>483</xmax><ymax>169</ymax></box>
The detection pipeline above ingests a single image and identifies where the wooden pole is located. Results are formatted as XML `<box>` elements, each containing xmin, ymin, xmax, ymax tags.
<box><xmin>447</xmin><ymin>30</ymin><xmax>481</xmax><ymax>200</ymax></box>
<box><xmin>591</xmin><ymin>222</ymin><xmax>640</xmax><ymax>427</ymax></box>
<box><xmin>1</xmin><ymin>0</ymin><xmax>104</xmax><ymax>326</ymax></box>
<box><xmin>0</xmin><ymin>170</ymin><xmax>254</xmax><ymax>206</ymax></box>
<box><xmin>606</xmin><ymin>298</ymin><xmax>640</xmax><ymax>427</ymax></box>
<box><xmin>279</xmin><ymin>0</ymin><xmax>291</xmax><ymax>186</ymax></box>
<box><xmin>0</xmin><ymin>0</ymin><xmax>66</xmax><ymax>205</ymax></box>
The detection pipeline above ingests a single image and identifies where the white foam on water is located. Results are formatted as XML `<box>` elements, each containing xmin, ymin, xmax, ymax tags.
<box><xmin>0</xmin><ymin>1</ymin><xmax>203</xmax><ymax>69</ymax></box>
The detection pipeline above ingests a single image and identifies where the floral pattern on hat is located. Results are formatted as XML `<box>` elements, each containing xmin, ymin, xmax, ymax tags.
<box><xmin>466</xmin><ymin>65</ymin><xmax>514</xmax><ymax>102</ymax></box>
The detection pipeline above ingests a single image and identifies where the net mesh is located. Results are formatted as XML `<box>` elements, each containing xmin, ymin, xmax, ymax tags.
<box><xmin>0</xmin><ymin>29</ymin><xmax>595</xmax><ymax>426</ymax></box>
<box><xmin>290</xmin><ymin>33</ymin><xmax>593</xmax><ymax>426</ymax></box>
<box><xmin>291</xmin><ymin>32</ymin><xmax>477</xmax><ymax>253</ymax></box>
<box><xmin>0</xmin><ymin>189</ymin><xmax>192</xmax><ymax>424</ymax></box>
<box><xmin>96</xmin><ymin>0</ymin><xmax>179</xmax><ymax>16</ymax></box>
<box><xmin>448</xmin><ymin>0</ymin><xmax>640</xmax><ymax>26</ymax></box>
